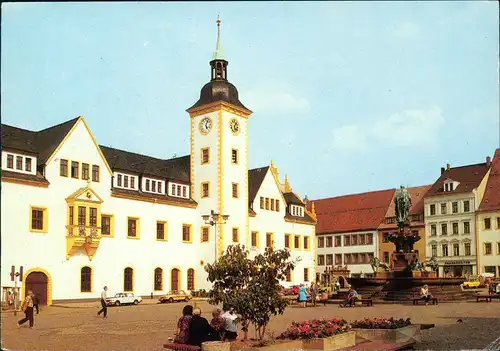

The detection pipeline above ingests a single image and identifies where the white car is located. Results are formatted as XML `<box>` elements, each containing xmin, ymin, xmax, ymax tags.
<box><xmin>106</xmin><ymin>292</ymin><xmax>142</xmax><ymax>306</ymax></box>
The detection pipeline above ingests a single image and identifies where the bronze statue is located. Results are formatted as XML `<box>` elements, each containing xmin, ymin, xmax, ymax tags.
<box><xmin>394</xmin><ymin>185</ymin><xmax>412</xmax><ymax>228</ymax></box>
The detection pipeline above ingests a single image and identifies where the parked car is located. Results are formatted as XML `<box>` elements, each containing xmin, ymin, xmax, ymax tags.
<box><xmin>106</xmin><ymin>293</ymin><xmax>142</xmax><ymax>306</ymax></box>
<box><xmin>159</xmin><ymin>290</ymin><xmax>192</xmax><ymax>303</ymax></box>
<box><xmin>283</xmin><ymin>285</ymin><xmax>299</xmax><ymax>296</ymax></box>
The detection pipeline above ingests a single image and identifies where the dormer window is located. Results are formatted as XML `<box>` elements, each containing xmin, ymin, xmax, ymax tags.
<box><xmin>290</xmin><ymin>204</ymin><xmax>304</xmax><ymax>217</ymax></box>
<box><xmin>114</xmin><ymin>172</ymin><xmax>138</xmax><ymax>191</ymax></box>
<box><xmin>142</xmin><ymin>177</ymin><xmax>164</xmax><ymax>194</ymax></box>
<box><xmin>444</xmin><ymin>179</ymin><xmax>458</xmax><ymax>192</ymax></box>
<box><xmin>3</xmin><ymin>152</ymin><xmax>38</xmax><ymax>175</ymax></box>
<box><xmin>169</xmin><ymin>182</ymin><xmax>190</xmax><ymax>199</ymax></box>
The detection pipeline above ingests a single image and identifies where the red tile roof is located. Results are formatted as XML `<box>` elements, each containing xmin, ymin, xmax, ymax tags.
<box><xmin>479</xmin><ymin>149</ymin><xmax>500</xmax><ymax>212</ymax></box>
<box><xmin>425</xmin><ymin>162</ymin><xmax>490</xmax><ymax>198</ymax></box>
<box><xmin>309</xmin><ymin>189</ymin><xmax>395</xmax><ymax>234</ymax></box>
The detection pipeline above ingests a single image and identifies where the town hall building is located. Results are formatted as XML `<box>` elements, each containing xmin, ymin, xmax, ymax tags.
<box><xmin>1</xmin><ymin>20</ymin><xmax>316</xmax><ymax>305</ymax></box>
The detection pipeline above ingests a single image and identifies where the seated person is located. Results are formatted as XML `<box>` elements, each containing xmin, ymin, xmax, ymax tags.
<box><xmin>347</xmin><ymin>288</ymin><xmax>359</xmax><ymax>307</ymax></box>
<box><xmin>210</xmin><ymin>308</ymin><xmax>225</xmax><ymax>340</ymax></box>
<box><xmin>420</xmin><ymin>284</ymin><xmax>433</xmax><ymax>305</ymax></box>
<box><xmin>174</xmin><ymin>305</ymin><xmax>193</xmax><ymax>344</ymax></box>
<box><xmin>495</xmin><ymin>283</ymin><xmax>500</xmax><ymax>295</ymax></box>
<box><xmin>188</xmin><ymin>307</ymin><xmax>220</xmax><ymax>347</ymax></box>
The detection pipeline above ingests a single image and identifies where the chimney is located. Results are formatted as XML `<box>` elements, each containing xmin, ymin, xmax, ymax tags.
<box><xmin>486</xmin><ymin>156</ymin><xmax>491</xmax><ymax>167</ymax></box>
<box><xmin>441</xmin><ymin>167</ymin><xmax>445</xmax><ymax>174</ymax></box>
<box><xmin>446</xmin><ymin>163</ymin><xmax>451</xmax><ymax>171</ymax></box>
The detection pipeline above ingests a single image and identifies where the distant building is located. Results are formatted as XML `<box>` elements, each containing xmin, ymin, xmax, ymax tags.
<box><xmin>423</xmin><ymin>160</ymin><xmax>490</xmax><ymax>277</ymax></box>
<box><xmin>378</xmin><ymin>185</ymin><xmax>431</xmax><ymax>264</ymax></box>
<box><xmin>311</xmin><ymin>189</ymin><xmax>394</xmax><ymax>277</ymax></box>
<box><xmin>477</xmin><ymin>149</ymin><xmax>500</xmax><ymax>277</ymax></box>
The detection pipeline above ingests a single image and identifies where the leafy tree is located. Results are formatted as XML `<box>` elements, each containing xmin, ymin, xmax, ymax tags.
<box><xmin>205</xmin><ymin>244</ymin><xmax>296</xmax><ymax>341</ymax></box>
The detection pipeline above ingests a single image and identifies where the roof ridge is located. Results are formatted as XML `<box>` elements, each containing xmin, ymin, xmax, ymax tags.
<box><xmin>36</xmin><ymin>117</ymin><xmax>80</xmax><ymax>133</ymax></box>
<box><xmin>446</xmin><ymin>162</ymin><xmax>488</xmax><ymax>170</ymax></box>
<box><xmin>1</xmin><ymin>123</ymin><xmax>36</xmax><ymax>133</ymax></box>
<box><xmin>312</xmin><ymin>188</ymin><xmax>396</xmax><ymax>202</ymax></box>
<box><xmin>99</xmin><ymin>144</ymin><xmax>186</xmax><ymax>163</ymax></box>
<box><xmin>249</xmin><ymin>165</ymin><xmax>270</xmax><ymax>172</ymax></box>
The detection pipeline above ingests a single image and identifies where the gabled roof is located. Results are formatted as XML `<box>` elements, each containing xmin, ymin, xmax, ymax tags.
<box><xmin>283</xmin><ymin>192</ymin><xmax>304</xmax><ymax>205</ymax></box>
<box><xmin>248</xmin><ymin>166</ymin><xmax>269</xmax><ymax>204</ymax></box>
<box><xmin>479</xmin><ymin>149</ymin><xmax>500</xmax><ymax>212</ymax></box>
<box><xmin>1</xmin><ymin>117</ymin><xmax>79</xmax><ymax>165</ymax></box>
<box><xmin>425</xmin><ymin>162</ymin><xmax>490</xmax><ymax>198</ymax></box>
<box><xmin>99</xmin><ymin>146</ymin><xmax>190</xmax><ymax>183</ymax></box>
<box><xmin>310</xmin><ymin>189</ymin><xmax>395</xmax><ymax>234</ymax></box>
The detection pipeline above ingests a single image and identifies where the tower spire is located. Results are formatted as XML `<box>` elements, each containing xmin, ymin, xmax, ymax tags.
<box><xmin>212</xmin><ymin>15</ymin><xmax>225</xmax><ymax>60</ymax></box>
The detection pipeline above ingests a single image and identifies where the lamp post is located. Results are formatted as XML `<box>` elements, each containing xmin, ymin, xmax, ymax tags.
<box><xmin>202</xmin><ymin>210</ymin><xmax>229</xmax><ymax>261</ymax></box>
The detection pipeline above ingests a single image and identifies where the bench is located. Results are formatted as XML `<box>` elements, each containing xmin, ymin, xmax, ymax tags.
<box><xmin>340</xmin><ymin>340</ymin><xmax>416</xmax><ymax>351</ymax></box>
<box><xmin>476</xmin><ymin>295</ymin><xmax>492</xmax><ymax>302</ymax></box>
<box><xmin>339</xmin><ymin>298</ymin><xmax>373</xmax><ymax>307</ymax></box>
<box><xmin>164</xmin><ymin>343</ymin><xmax>200</xmax><ymax>351</ymax></box>
<box><xmin>412</xmin><ymin>297</ymin><xmax>438</xmax><ymax>305</ymax></box>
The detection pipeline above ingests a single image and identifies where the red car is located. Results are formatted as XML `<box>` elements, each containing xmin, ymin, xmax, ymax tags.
<box><xmin>283</xmin><ymin>285</ymin><xmax>299</xmax><ymax>295</ymax></box>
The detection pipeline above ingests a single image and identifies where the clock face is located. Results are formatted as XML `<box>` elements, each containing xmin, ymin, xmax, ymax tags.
<box><xmin>199</xmin><ymin>117</ymin><xmax>213</xmax><ymax>134</ymax></box>
<box><xmin>229</xmin><ymin>118</ymin><xmax>240</xmax><ymax>135</ymax></box>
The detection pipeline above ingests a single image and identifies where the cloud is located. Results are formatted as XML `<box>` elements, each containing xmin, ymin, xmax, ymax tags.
<box><xmin>373</xmin><ymin>106</ymin><xmax>444</xmax><ymax>147</ymax></box>
<box><xmin>244</xmin><ymin>88</ymin><xmax>310</xmax><ymax>114</ymax></box>
<box><xmin>393</xmin><ymin>22</ymin><xmax>420</xmax><ymax>38</ymax></box>
<box><xmin>331</xmin><ymin>125</ymin><xmax>368</xmax><ymax>151</ymax></box>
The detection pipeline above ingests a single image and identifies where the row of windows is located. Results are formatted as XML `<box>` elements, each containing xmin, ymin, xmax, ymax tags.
<box><xmin>201</xmin><ymin>182</ymin><xmax>239</xmax><ymax>199</ymax></box>
<box><xmin>317</xmin><ymin>233</ymin><xmax>374</xmax><ymax>248</ymax></box>
<box><xmin>483</xmin><ymin>242</ymin><xmax>500</xmax><ymax>256</ymax></box>
<box><xmin>115</xmin><ymin>172</ymin><xmax>189</xmax><ymax>199</ymax></box>
<box><xmin>200</xmin><ymin>148</ymin><xmax>239</xmax><ymax>165</ymax></box>
<box><xmin>483</xmin><ymin>217</ymin><xmax>500</xmax><ymax>230</ymax></box>
<box><xmin>6</xmin><ymin>154</ymin><xmax>33</xmax><ymax>172</ymax></box>
<box><xmin>60</xmin><ymin>159</ymin><xmax>100</xmax><ymax>182</ymax></box>
<box><xmin>430</xmin><ymin>243</ymin><xmax>472</xmax><ymax>257</ymax></box>
<box><xmin>283</xmin><ymin>267</ymin><xmax>310</xmax><ymax>283</ymax></box>
<box><xmin>429</xmin><ymin>200</ymin><xmax>470</xmax><ymax>216</ymax></box>
<box><xmin>317</xmin><ymin>252</ymin><xmax>374</xmax><ymax>266</ymax></box>
<box><xmin>80</xmin><ymin>266</ymin><xmax>195</xmax><ymax>293</ymax></box>
<box><xmin>259</xmin><ymin>197</ymin><xmax>281</xmax><ymax>212</ymax></box>
<box><xmin>429</xmin><ymin>222</ymin><xmax>470</xmax><ymax>236</ymax></box>
<box><xmin>284</xmin><ymin>234</ymin><xmax>311</xmax><ymax>250</ymax></box>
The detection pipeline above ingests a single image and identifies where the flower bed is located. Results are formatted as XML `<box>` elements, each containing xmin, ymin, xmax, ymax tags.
<box><xmin>278</xmin><ymin>318</ymin><xmax>355</xmax><ymax>351</ymax></box>
<box><xmin>351</xmin><ymin>317</ymin><xmax>411</xmax><ymax>329</ymax></box>
<box><xmin>350</xmin><ymin>318</ymin><xmax>420</xmax><ymax>344</ymax></box>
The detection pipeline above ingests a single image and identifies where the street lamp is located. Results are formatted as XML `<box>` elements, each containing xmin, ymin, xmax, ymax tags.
<box><xmin>202</xmin><ymin>210</ymin><xmax>229</xmax><ymax>261</ymax></box>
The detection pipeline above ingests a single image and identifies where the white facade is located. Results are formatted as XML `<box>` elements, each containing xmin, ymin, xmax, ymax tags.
<box><xmin>424</xmin><ymin>192</ymin><xmax>482</xmax><ymax>277</ymax></box>
<box><xmin>1</xmin><ymin>50</ymin><xmax>315</xmax><ymax>304</ymax></box>
<box><xmin>316</xmin><ymin>231</ymin><xmax>378</xmax><ymax>277</ymax></box>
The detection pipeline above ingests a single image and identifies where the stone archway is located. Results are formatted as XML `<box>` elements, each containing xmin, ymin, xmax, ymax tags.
<box><xmin>338</xmin><ymin>275</ymin><xmax>347</xmax><ymax>288</ymax></box>
<box><xmin>25</xmin><ymin>272</ymin><xmax>49</xmax><ymax>305</ymax></box>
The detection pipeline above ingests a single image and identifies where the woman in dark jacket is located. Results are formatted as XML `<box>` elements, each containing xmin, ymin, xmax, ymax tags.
<box><xmin>188</xmin><ymin>307</ymin><xmax>220</xmax><ymax>347</ymax></box>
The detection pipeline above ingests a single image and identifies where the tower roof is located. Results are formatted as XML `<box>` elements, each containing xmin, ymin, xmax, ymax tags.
<box><xmin>187</xmin><ymin>17</ymin><xmax>251</xmax><ymax>114</ymax></box>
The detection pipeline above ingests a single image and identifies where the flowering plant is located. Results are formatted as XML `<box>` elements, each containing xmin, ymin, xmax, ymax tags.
<box><xmin>350</xmin><ymin>317</ymin><xmax>411</xmax><ymax>329</ymax></box>
<box><xmin>278</xmin><ymin>318</ymin><xmax>351</xmax><ymax>340</ymax></box>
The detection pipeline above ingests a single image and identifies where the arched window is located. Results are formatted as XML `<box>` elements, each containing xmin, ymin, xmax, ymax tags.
<box><xmin>154</xmin><ymin>268</ymin><xmax>163</xmax><ymax>291</ymax></box>
<box><xmin>187</xmin><ymin>268</ymin><xmax>195</xmax><ymax>291</ymax></box>
<box><xmin>124</xmin><ymin>267</ymin><xmax>133</xmax><ymax>291</ymax></box>
<box><xmin>171</xmin><ymin>268</ymin><xmax>180</xmax><ymax>291</ymax></box>
<box><xmin>81</xmin><ymin>266</ymin><xmax>92</xmax><ymax>292</ymax></box>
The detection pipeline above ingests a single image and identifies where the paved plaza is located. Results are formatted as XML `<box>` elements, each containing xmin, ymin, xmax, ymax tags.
<box><xmin>2</xmin><ymin>300</ymin><xmax>500</xmax><ymax>351</ymax></box>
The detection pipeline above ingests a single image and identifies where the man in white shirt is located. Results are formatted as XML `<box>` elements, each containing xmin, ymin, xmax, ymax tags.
<box><xmin>97</xmin><ymin>286</ymin><xmax>108</xmax><ymax>319</ymax></box>
<box><xmin>222</xmin><ymin>306</ymin><xmax>238</xmax><ymax>341</ymax></box>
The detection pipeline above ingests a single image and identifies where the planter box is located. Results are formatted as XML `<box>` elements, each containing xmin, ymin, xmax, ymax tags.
<box><xmin>243</xmin><ymin>340</ymin><xmax>304</xmax><ymax>351</ymax></box>
<box><xmin>352</xmin><ymin>325</ymin><xmax>421</xmax><ymax>344</ymax></box>
<box><xmin>412</xmin><ymin>271</ymin><xmax>422</xmax><ymax>278</ymax></box>
<box><xmin>202</xmin><ymin>341</ymin><xmax>231</xmax><ymax>351</ymax></box>
<box><xmin>302</xmin><ymin>331</ymin><xmax>356</xmax><ymax>351</ymax></box>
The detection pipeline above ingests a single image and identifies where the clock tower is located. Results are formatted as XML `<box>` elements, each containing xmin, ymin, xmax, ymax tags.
<box><xmin>187</xmin><ymin>17</ymin><xmax>252</xmax><ymax>258</ymax></box>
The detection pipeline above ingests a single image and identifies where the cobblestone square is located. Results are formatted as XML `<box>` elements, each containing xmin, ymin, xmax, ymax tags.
<box><xmin>2</xmin><ymin>300</ymin><xmax>500</xmax><ymax>351</ymax></box>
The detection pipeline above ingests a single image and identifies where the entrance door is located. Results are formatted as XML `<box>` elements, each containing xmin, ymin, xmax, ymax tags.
<box><xmin>453</xmin><ymin>266</ymin><xmax>463</xmax><ymax>277</ymax></box>
<box><xmin>25</xmin><ymin>272</ymin><xmax>48</xmax><ymax>305</ymax></box>
<box><xmin>171</xmin><ymin>269</ymin><xmax>179</xmax><ymax>291</ymax></box>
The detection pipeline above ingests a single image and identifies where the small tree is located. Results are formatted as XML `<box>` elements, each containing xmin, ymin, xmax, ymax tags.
<box><xmin>205</xmin><ymin>245</ymin><xmax>255</xmax><ymax>340</ymax></box>
<box><xmin>205</xmin><ymin>245</ymin><xmax>295</xmax><ymax>341</ymax></box>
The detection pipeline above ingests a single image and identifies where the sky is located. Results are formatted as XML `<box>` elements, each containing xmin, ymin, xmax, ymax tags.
<box><xmin>2</xmin><ymin>1</ymin><xmax>499</xmax><ymax>200</ymax></box>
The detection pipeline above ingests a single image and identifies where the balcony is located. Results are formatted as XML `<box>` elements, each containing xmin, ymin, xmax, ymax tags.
<box><xmin>66</xmin><ymin>225</ymin><xmax>101</xmax><ymax>260</ymax></box>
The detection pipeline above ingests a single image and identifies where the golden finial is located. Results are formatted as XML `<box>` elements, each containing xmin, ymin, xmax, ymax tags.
<box><xmin>284</xmin><ymin>174</ymin><xmax>291</xmax><ymax>192</ymax></box>
<box><xmin>311</xmin><ymin>202</ymin><xmax>317</xmax><ymax>220</ymax></box>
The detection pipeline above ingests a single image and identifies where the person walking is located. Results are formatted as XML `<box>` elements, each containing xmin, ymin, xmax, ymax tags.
<box><xmin>310</xmin><ymin>282</ymin><xmax>318</xmax><ymax>307</ymax></box>
<box><xmin>16</xmin><ymin>290</ymin><xmax>35</xmax><ymax>329</ymax></box>
<box><xmin>97</xmin><ymin>286</ymin><xmax>108</xmax><ymax>319</ymax></box>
